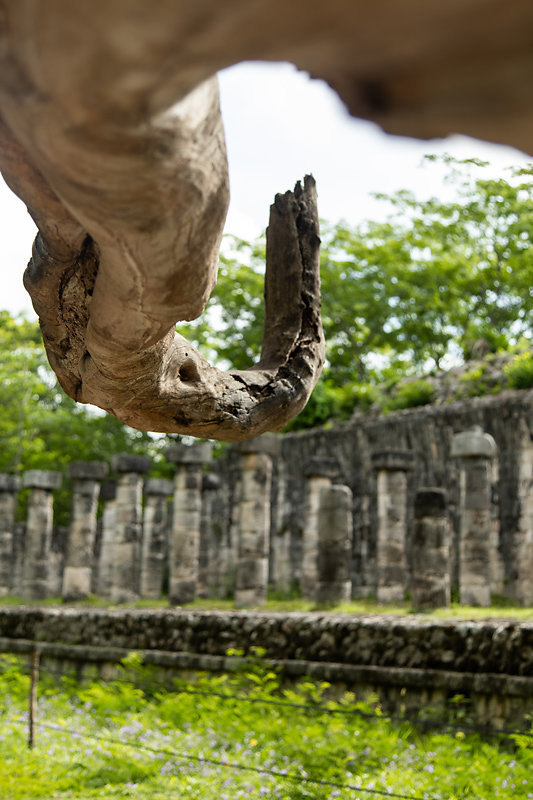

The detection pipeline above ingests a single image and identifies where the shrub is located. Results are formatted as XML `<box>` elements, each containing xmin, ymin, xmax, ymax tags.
<box><xmin>456</xmin><ymin>365</ymin><xmax>490</xmax><ymax>398</ymax></box>
<box><xmin>386</xmin><ymin>379</ymin><xmax>436</xmax><ymax>411</ymax></box>
<box><xmin>504</xmin><ymin>351</ymin><xmax>533</xmax><ymax>389</ymax></box>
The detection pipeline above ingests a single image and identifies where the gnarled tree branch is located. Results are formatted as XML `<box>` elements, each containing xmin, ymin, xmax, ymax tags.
<box><xmin>2</xmin><ymin>0</ymin><xmax>532</xmax><ymax>441</ymax></box>
<box><xmin>24</xmin><ymin>175</ymin><xmax>324</xmax><ymax>441</ymax></box>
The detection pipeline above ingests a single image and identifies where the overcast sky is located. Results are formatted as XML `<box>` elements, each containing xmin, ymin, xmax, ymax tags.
<box><xmin>0</xmin><ymin>60</ymin><xmax>531</xmax><ymax>317</ymax></box>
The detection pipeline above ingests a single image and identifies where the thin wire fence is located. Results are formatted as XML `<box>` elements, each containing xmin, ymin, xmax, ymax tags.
<box><xmin>2</xmin><ymin>654</ymin><xmax>531</xmax><ymax>740</ymax></box>
<box><xmin>15</xmin><ymin>718</ymin><xmax>434</xmax><ymax>800</ymax></box>
<box><xmin>1</xmin><ymin>651</ymin><xmax>530</xmax><ymax>800</ymax></box>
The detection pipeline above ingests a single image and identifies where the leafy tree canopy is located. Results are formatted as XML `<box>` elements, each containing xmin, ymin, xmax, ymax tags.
<box><xmin>0</xmin><ymin>311</ymin><xmax>170</xmax><ymax>521</ymax></box>
<box><xmin>180</xmin><ymin>156</ymin><xmax>533</xmax><ymax>429</ymax></box>
<box><xmin>3</xmin><ymin>155</ymin><xmax>533</xmax><ymax>477</ymax></box>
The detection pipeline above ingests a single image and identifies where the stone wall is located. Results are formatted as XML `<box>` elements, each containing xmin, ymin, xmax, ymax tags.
<box><xmin>0</xmin><ymin>389</ymin><xmax>533</xmax><ymax>607</ymax></box>
<box><xmin>1</xmin><ymin>607</ymin><xmax>531</xmax><ymax>727</ymax></box>
<box><xmin>264</xmin><ymin>389</ymin><xmax>533</xmax><ymax>604</ymax></box>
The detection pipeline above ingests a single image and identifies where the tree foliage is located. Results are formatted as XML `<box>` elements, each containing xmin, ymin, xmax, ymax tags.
<box><xmin>180</xmin><ymin>157</ymin><xmax>533</xmax><ymax>429</ymax></box>
<box><xmin>0</xmin><ymin>311</ymin><xmax>168</xmax><ymax>521</ymax></box>
<box><xmin>3</xmin><ymin>156</ymin><xmax>533</xmax><ymax>460</ymax></box>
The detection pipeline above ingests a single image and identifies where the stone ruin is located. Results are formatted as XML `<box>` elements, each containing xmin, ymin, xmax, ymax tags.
<box><xmin>0</xmin><ymin>389</ymin><xmax>532</xmax><ymax>609</ymax></box>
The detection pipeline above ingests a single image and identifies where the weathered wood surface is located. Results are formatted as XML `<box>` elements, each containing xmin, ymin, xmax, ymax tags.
<box><xmin>0</xmin><ymin>1</ymin><xmax>531</xmax><ymax>439</ymax></box>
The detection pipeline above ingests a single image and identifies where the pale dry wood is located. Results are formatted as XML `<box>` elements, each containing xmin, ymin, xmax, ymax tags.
<box><xmin>0</xmin><ymin>0</ymin><xmax>532</xmax><ymax>439</ymax></box>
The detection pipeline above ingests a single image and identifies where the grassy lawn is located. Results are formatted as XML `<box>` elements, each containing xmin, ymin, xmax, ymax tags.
<box><xmin>1</xmin><ymin>593</ymin><xmax>532</xmax><ymax>621</ymax></box>
<box><xmin>0</xmin><ymin>653</ymin><xmax>532</xmax><ymax>799</ymax></box>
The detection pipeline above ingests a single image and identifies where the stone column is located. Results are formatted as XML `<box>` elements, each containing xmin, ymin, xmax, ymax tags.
<box><xmin>352</xmin><ymin>493</ymin><xmax>372</xmax><ymax>598</ymax></box>
<box><xmin>95</xmin><ymin>480</ymin><xmax>117</xmax><ymax>598</ymax></box>
<box><xmin>62</xmin><ymin>461</ymin><xmax>108</xmax><ymax>601</ymax></box>
<box><xmin>208</xmin><ymin>470</ymin><xmax>237</xmax><ymax>600</ymax></box>
<box><xmin>108</xmin><ymin>454</ymin><xmax>151</xmax><ymax>603</ymax></box>
<box><xmin>140</xmin><ymin>478</ymin><xmax>173</xmax><ymax>599</ymax></box>
<box><xmin>166</xmin><ymin>442</ymin><xmax>212</xmax><ymax>605</ymax></box>
<box><xmin>48</xmin><ymin>525</ymin><xmax>68</xmax><ymax>597</ymax></box>
<box><xmin>302</xmin><ymin>457</ymin><xmax>339</xmax><ymax>600</ymax></box>
<box><xmin>0</xmin><ymin>474</ymin><xmax>21</xmax><ymax>596</ymax></box>
<box><xmin>508</xmin><ymin>419</ymin><xmax>533</xmax><ymax>605</ymax></box>
<box><xmin>11</xmin><ymin>522</ymin><xmax>26</xmax><ymax>597</ymax></box>
<box><xmin>316</xmin><ymin>484</ymin><xmax>353</xmax><ymax>605</ymax></box>
<box><xmin>234</xmin><ymin>434</ymin><xmax>280</xmax><ymax>608</ymax></box>
<box><xmin>372</xmin><ymin>450</ymin><xmax>414</xmax><ymax>604</ymax></box>
<box><xmin>198</xmin><ymin>472</ymin><xmax>221</xmax><ymax>598</ymax></box>
<box><xmin>451</xmin><ymin>426</ymin><xmax>497</xmax><ymax>607</ymax></box>
<box><xmin>21</xmin><ymin>469</ymin><xmax>62</xmax><ymax>600</ymax></box>
<box><xmin>411</xmin><ymin>488</ymin><xmax>451</xmax><ymax>610</ymax></box>
<box><xmin>269</xmin><ymin>457</ymin><xmax>290</xmax><ymax>594</ymax></box>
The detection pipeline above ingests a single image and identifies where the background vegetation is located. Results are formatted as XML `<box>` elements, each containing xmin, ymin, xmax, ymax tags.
<box><xmin>2</xmin><ymin>155</ymin><xmax>533</xmax><ymax>476</ymax></box>
<box><xmin>1</xmin><ymin>652</ymin><xmax>531</xmax><ymax>799</ymax></box>
<box><xmin>181</xmin><ymin>156</ymin><xmax>533</xmax><ymax>427</ymax></box>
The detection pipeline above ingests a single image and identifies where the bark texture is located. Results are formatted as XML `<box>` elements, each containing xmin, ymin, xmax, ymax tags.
<box><xmin>0</xmin><ymin>1</ymin><xmax>532</xmax><ymax>438</ymax></box>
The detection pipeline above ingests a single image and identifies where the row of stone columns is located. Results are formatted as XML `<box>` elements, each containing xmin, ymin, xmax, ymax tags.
<box><xmin>0</xmin><ymin>424</ymin><xmax>518</xmax><ymax>608</ymax></box>
<box><xmin>297</xmin><ymin>427</ymin><xmax>500</xmax><ymax>609</ymax></box>
<box><xmin>364</xmin><ymin>427</ymin><xmax>498</xmax><ymax>609</ymax></box>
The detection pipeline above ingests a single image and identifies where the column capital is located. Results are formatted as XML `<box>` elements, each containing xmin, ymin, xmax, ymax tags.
<box><xmin>0</xmin><ymin>473</ymin><xmax>21</xmax><ymax>492</ymax></box>
<box><xmin>23</xmin><ymin>470</ymin><xmax>62</xmax><ymax>490</ymax></box>
<box><xmin>67</xmin><ymin>461</ymin><xmax>109</xmax><ymax>481</ymax></box>
<box><xmin>451</xmin><ymin>426</ymin><xmax>497</xmax><ymax>459</ymax></box>
<box><xmin>371</xmin><ymin>449</ymin><xmax>415</xmax><ymax>472</ymax></box>
<box><xmin>165</xmin><ymin>441</ymin><xmax>213</xmax><ymax>465</ymax></box>
<box><xmin>111</xmin><ymin>453</ymin><xmax>151</xmax><ymax>474</ymax></box>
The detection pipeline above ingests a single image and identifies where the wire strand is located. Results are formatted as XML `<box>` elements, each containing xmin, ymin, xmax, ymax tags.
<box><xmin>33</xmin><ymin>720</ymin><xmax>434</xmax><ymax>800</ymax></box>
<box><xmin>1</xmin><ymin>656</ymin><xmax>532</xmax><ymax>739</ymax></box>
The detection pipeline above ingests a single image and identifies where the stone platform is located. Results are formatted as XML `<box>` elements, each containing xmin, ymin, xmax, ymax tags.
<box><xmin>0</xmin><ymin>606</ymin><xmax>532</xmax><ymax>729</ymax></box>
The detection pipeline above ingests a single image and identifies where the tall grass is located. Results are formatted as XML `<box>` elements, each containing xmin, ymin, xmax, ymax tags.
<box><xmin>0</xmin><ymin>653</ymin><xmax>531</xmax><ymax>799</ymax></box>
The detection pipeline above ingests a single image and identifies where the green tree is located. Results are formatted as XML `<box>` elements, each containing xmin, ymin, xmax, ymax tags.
<box><xmin>181</xmin><ymin>157</ymin><xmax>533</xmax><ymax>429</ymax></box>
<box><xmin>322</xmin><ymin>158</ymin><xmax>533</xmax><ymax>378</ymax></box>
<box><xmin>0</xmin><ymin>311</ymin><xmax>168</xmax><ymax>522</ymax></box>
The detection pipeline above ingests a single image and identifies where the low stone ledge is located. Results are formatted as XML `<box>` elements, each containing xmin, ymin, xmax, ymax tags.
<box><xmin>2</xmin><ymin>637</ymin><xmax>531</xmax><ymax>699</ymax></box>
<box><xmin>1</xmin><ymin>608</ymin><xmax>532</xmax><ymax>678</ymax></box>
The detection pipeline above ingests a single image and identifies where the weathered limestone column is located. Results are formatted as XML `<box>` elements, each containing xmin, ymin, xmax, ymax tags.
<box><xmin>235</xmin><ymin>434</ymin><xmax>280</xmax><ymax>608</ymax></box>
<box><xmin>372</xmin><ymin>450</ymin><xmax>415</xmax><ymax>604</ymax></box>
<box><xmin>108</xmin><ymin>454</ymin><xmax>151</xmax><ymax>603</ymax></box>
<box><xmin>269</xmin><ymin>458</ymin><xmax>295</xmax><ymax>595</ymax></box>
<box><xmin>0</xmin><ymin>474</ymin><xmax>21</xmax><ymax>596</ymax></box>
<box><xmin>95</xmin><ymin>480</ymin><xmax>117</xmax><ymax>598</ymax></box>
<box><xmin>21</xmin><ymin>470</ymin><xmax>62</xmax><ymax>600</ymax></box>
<box><xmin>302</xmin><ymin>457</ymin><xmax>339</xmax><ymax>600</ymax></box>
<box><xmin>509</xmin><ymin>419</ymin><xmax>533</xmax><ymax>605</ymax></box>
<box><xmin>62</xmin><ymin>461</ymin><xmax>108</xmax><ymax>601</ymax></box>
<box><xmin>48</xmin><ymin>526</ymin><xmax>68</xmax><ymax>597</ymax></box>
<box><xmin>411</xmin><ymin>488</ymin><xmax>451</xmax><ymax>610</ymax></box>
<box><xmin>11</xmin><ymin>522</ymin><xmax>26</xmax><ymax>597</ymax></box>
<box><xmin>451</xmin><ymin>426</ymin><xmax>497</xmax><ymax>607</ymax></box>
<box><xmin>198</xmin><ymin>472</ymin><xmax>221</xmax><ymax>598</ymax></box>
<box><xmin>316</xmin><ymin>484</ymin><xmax>353</xmax><ymax>605</ymax></box>
<box><xmin>352</xmin><ymin>493</ymin><xmax>372</xmax><ymax>598</ymax></box>
<box><xmin>208</xmin><ymin>470</ymin><xmax>237</xmax><ymax>600</ymax></box>
<box><xmin>166</xmin><ymin>442</ymin><xmax>212</xmax><ymax>605</ymax></box>
<box><xmin>140</xmin><ymin>478</ymin><xmax>173</xmax><ymax>599</ymax></box>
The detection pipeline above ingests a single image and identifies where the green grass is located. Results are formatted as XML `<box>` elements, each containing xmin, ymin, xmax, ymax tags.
<box><xmin>2</xmin><ymin>593</ymin><xmax>532</xmax><ymax>621</ymax></box>
<box><xmin>0</xmin><ymin>653</ymin><xmax>531</xmax><ymax>799</ymax></box>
